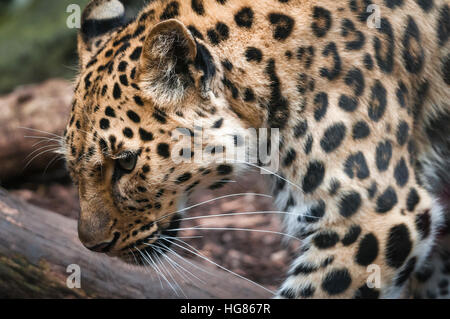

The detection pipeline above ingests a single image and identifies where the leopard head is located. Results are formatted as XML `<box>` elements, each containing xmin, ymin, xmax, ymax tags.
<box><xmin>63</xmin><ymin>0</ymin><xmax>254</xmax><ymax>262</ymax></box>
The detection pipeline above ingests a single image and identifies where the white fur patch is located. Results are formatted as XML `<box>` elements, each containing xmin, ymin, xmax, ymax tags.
<box><xmin>88</xmin><ymin>0</ymin><xmax>124</xmax><ymax>20</ymax></box>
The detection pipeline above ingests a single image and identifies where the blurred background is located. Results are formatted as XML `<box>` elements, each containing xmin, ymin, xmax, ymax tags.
<box><xmin>0</xmin><ymin>0</ymin><xmax>146</xmax><ymax>94</ymax></box>
<box><xmin>0</xmin><ymin>0</ymin><xmax>297</xmax><ymax>298</ymax></box>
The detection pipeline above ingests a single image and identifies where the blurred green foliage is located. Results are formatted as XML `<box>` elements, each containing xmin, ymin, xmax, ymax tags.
<box><xmin>0</xmin><ymin>0</ymin><xmax>145</xmax><ymax>94</ymax></box>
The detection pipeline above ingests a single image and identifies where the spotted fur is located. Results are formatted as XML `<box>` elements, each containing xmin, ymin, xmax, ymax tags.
<box><xmin>64</xmin><ymin>0</ymin><xmax>450</xmax><ymax>298</ymax></box>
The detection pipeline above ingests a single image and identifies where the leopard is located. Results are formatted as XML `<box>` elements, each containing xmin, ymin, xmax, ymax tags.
<box><xmin>63</xmin><ymin>0</ymin><xmax>450</xmax><ymax>298</ymax></box>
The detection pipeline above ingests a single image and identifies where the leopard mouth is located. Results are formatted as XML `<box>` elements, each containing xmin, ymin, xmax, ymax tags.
<box><xmin>118</xmin><ymin>235</ymin><xmax>178</xmax><ymax>266</ymax></box>
<box><xmin>117</xmin><ymin>216</ymin><xmax>181</xmax><ymax>265</ymax></box>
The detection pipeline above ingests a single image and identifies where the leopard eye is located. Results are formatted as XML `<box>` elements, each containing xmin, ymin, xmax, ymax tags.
<box><xmin>117</xmin><ymin>152</ymin><xmax>137</xmax><ymax>172</ymax></box>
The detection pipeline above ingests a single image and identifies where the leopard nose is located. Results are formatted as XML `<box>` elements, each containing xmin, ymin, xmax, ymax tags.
<box><xmin>77</xmin><ymin>209</ymin><xmax>118</xmax><ymax>252</ymax></box>
<box><xmin>84</xmin><ymin>232</ymin><xmax>121</xmax><ymax>253</ymax></box>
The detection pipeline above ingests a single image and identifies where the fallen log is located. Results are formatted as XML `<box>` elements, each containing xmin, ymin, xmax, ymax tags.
<box><xmin>0</xmin><ymin>188</ymin><xmax>271</xmax><ymax>298</ymax></box>
<box><xmin>0</xmin><ymin>79</ymin><xmax>73</xmax><ymax>182</ymax></box>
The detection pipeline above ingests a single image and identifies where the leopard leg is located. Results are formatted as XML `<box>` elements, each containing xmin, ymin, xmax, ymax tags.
<box><xmin>410</xmin><ymin>225</ymin><xmax>450</xmax><ymax>299</ymax></box>
<box><xmin>273</xmin><ymin>183</ymin><xmax>444</xmax><ymax>299</ymax></box>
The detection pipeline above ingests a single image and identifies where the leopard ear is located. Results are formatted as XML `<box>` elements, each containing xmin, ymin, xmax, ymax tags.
<box><xmin>138</xmin><ymin>19</ymin><xmax>199</xmax><ymax>107</ymax></box>
<box><xmin>78</xmin><ymin>0</ymin><xmax>126</xmax><ymax>67</ymax></box>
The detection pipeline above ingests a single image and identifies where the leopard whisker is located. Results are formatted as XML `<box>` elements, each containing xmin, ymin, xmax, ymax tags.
<box><xmin>24</xmin><ymin>135</ymin><xmax>62</xmax><ymax>141</ymax></box>
<box><xmin>167</xmin><ymin>226</ymin><xmax>302</xmax><ymax>243</ymax></box>
<box><xmin>24</xmin><ymin>136</ymin><xmax>63</xmax><ymax>149</ymax></box>
<box><xmin>136</xmin><ymin>246</ymin><xmax>163</xmax><ymax>288</ymax></box>
<box><xmin>19</xmin><ymin>126</ymin><xmax>63</xmax><ymax>139</ymax></box>
<box><xmin>174</xmin><ymin>210</ymin><xmax>320</xmax><ymax>222</ymax></box>
<box><xmin>158</xmin><ymin>253</ymin><xmax>188</xmax><ymax>297</ymax></box>
<box><xmin>153</xmin><ymin>246</ymin><xmax>185</xmax><ymax>297</ymax></box>
<box><xmin>156</xmin><ymin>242</ymin><xmax>208</xmax><ymax>284</ymax></box>
<box><xmin>42</xmin><ymin>154</ymin><xmax>64</xmax><ymax>176</ymax></box>
<box><xmin>154</xmin><ymin>246</ymin><xmax>199</xmax><ymax>287</ymax></box>
<box><xmin>153</xmin><ymin>239</ymin><xmax>215</xmax><ymax>277</ymax></box>
<box><xmin>153</xmin><ymin>192</ymin><xmax>272</xmax><ymax>225</ymax></box>
<box><xmin>143</xmin><ymin>247</ymin><xmax>179</xmax><ymax>295</ymax></box>
<box><xmin>162</xmin><ymin>236</ymin><xmax>275</xmax><ymax>295</ymax></box>
<box><xmin>128</xmin><ymin>248</ymin><xmax>140</xmax><ymax>266</ymax></box>
<box><xmin>160</xmin><ymin>235</ymin><xmax>204</xmax><ymax>239</ymax></box>
<box><xmin>31</xmin><ymin>140</ymin><xmax>59</xmax><ymax>149</ymax></box>
<box><xmin>24</xmin><ymin>143</ymin><xmax>61</xmax><ymax>161</ymax></box>
<box><xmin>23</xmin><ymin>146</ymin><xmax>62</xmax><ymax>171</ymax></box>
<box><xmin>225</xmin><ymin>158</ymin><xmax>304</xmax><ymax>193</ymax></box>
